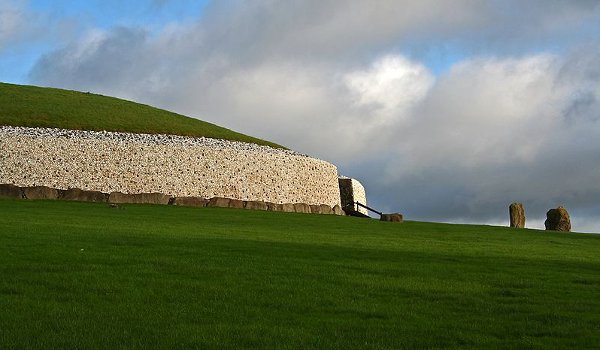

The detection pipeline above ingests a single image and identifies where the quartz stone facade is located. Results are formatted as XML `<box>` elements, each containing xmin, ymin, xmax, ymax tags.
<box><xmin>0</xmin><ymin>126</ymin><xmax>341</xmax><ymax>206</ymax></box>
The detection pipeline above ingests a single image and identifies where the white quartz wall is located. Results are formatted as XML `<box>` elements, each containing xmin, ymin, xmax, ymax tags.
<box><xmin>350</xmin><ymin>179</ymin><xmax>368</xmax><ymax>215</ymax></box>
<box><xmin>0</xmin><ymin>127</ymin><xmax>341</xmax><ymax>206</ymax></box>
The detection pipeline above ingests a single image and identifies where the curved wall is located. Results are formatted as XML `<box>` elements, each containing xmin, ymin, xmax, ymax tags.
<box><xmin>0</xmin><ymin>127</ymin><xmax>341</xmax><ymax>206</ymax></box>
<box><xmin>339</xmin><ymin>177</ymin><xmax>368</xmax><ymax>215</ymax></box>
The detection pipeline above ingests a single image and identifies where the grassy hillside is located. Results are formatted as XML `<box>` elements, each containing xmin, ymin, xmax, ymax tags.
<box><xmin>0</xmin><ymin>82</ymin><xmax>283</xmax><ymax>148</ymax></box>
<box><xmin>1</xmin><ymin>198</ymin><xmax>599</xmax><ymax>349</ymax></box>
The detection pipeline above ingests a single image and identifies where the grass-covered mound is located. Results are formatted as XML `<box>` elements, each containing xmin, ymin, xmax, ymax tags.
<box><xmin>1</xmin><ymin>198</ymin><xmax>599</xmax><ymax>348</ymax></box>
<box><xmin>0</xmin><ymin>82</ymin><xmax>282</xmax><ymax>148</ymax></box>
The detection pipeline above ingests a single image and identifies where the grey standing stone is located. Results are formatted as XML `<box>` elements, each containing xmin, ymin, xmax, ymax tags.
<box><xmin>509</xmin><ymin>202</ymin><xmax>526</xmax><ymax>228</ymax></box>
<box><xmin>545</xmin><ymin>206</ymin><xmax>571</xmax><ymax>232</ymax></box>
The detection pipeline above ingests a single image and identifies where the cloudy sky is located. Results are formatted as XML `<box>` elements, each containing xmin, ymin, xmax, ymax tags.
<box><xmin>2</xmin><ymin>0</ymin><xmax>600</xmax><ymax>232</ymax></box>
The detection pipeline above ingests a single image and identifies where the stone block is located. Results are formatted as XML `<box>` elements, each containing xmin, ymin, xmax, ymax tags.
<box><xmin>281</xmin><ymin>203</ymin><xmax>296</xmax><ymax>213</ymax></box>
<box><xmin>380</xmin><ymin>213</ymin><xmax>403</xmax><ymax>222</ymax></box>
<box><xmin>319</xmin><ymin>204</ymin><xmax>334</xmax><ymax>215</ymax></box>
<box><xmin>23</xmin><ymin>186</ymin><xmax>59</xmax><ymax>200</ymax></box>
<box><xmin>207</xmin><ymin>197</ymin><xmax>231</xmax><ymax>208</ymax></box>
<box><xmin>229</xmin><ymin>199</ymin><xmax>245</xmax><ymax>209</ymax></box>
<box><xmin>0</xmin><ymin>184</ymin><xmax>23</xmax><ymax>199</ymax></box>
<box><xmin>293</xmin><ymin>203</ymin><xmax>311</xmax><ymax>214</ymax></box>
<box><xmin>172</xmin><ymin>197</ymin><xmax>209</xmax><ymax>207</ymax></box>
<box><xmin>62</xmin><ymin>188</ymin><xmax>108</xmax><ymax>202</ymax></box>
<box><xmin>109</xmin><ymin>192</ymin><xmax>171</xmax><ymax>205</ymax></box>
<box><xmin>245</xmin><ymin>201</ymin><xmax>268</xmax><ymax>211</ymax></box>
<box><xmin>332</xmin><ymin>205</ymin><xmax>344</xmax><ymax>216</ymax></box>
<box><xmin>267</xmin><ymin>202</ymin><xmax>283</xmax><ymax>212</ymax></box>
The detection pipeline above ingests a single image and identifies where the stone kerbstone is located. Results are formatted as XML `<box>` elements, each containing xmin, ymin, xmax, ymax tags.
<box><xmin>332</xmin><ymin>205</ymin><xmax>344</xmax><ymax>216</ymax></box>
<box><xmin>207</xmin><ymin>197</ymin><xmax>231</xmax><ymax>208</ymax></box>
<box><xmin>545</xmin><ymin>206</ymin><xmax>571</xmax><ymax>232</ymax></box>
<box><xmin>229</xmin><ymin>199</ymin><xmax>245</xmax><ymax>209</ymax></box>
<box><xmin>293</xmin><ymin>203</ymin><xmax>311</xmax><ymax>214</ymax></box>
<box><xmin>0</xmin><ymin>184</ymin><xmax>23</xmax><ymax>199</ymax></box>
<box><xmin>172</xmin><ymin>196</ymin><xmax>209</xmax><ymax>207</ymax></box>
<box><xmin>281</xmin><ymin>203</ymin><xmax>296</xmax><ymax>213</ymax></box>
<box><xmin>267</xmin><ymin>202</ymin><xmax>283</xmax><ymax>212</ymax></box>
<box><xmin>62</xmin><ymin>188</ymin><xmax>108</xmax><ymax>202</ymax></box>
<box><xmin>109</xmin><ymin>192</ymin><xmax>171</xmax><ymax>205</ymax></box>
<box><xmin>245</xmin><ymin>201</ymin><xmax>268</xmax><ymax>211</ymax></box>
<box><xmin>23</xmin><ymin>186</ymin><xmax>59</xmax><ymax>200</ymax></box>
<box><xmin>310</xmin><ymin>205</ymin><xmax>321</xmax><ymax>214</ymax></box>
<box><xmin>509</xmin><ymin>202</ymin><xmax>525</xmax><ymax>228</ymax></box>
<box><xmin>380</xmin><ymin>213</ymin><xmax>403</xmax><ymax>222</ymax></box>
<box><xmin>319</xmin><ymin>204</ymin><xmax>334</xmax><ymax>215</ymax></box>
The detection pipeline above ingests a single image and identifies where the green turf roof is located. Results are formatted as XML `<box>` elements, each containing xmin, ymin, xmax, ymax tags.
<box><xmin>0</xmin><ymin>82</ymin><xmax>283</xmax><ymax>148</ymax></box>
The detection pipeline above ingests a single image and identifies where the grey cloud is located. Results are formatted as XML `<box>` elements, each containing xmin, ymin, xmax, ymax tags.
<box><xmin>28</xmin><ymin>1</ymin><xmax>600</xmax><ymax>232</ymax></box>
<box><xmin>355</xmin><ymin>51</ymin><xmax>600</xmax><ymax>232</ymax></box>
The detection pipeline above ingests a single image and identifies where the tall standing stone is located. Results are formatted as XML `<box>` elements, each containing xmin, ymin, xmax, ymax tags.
<box><xmin>509</xmin><ymin>202</ymin><xmax>525</xmax><ymax>228</ymax></box>
<box><xmin>545</xmin><ymin>206</ymin><xmax>571</xmax><ymax>232</ymax></box>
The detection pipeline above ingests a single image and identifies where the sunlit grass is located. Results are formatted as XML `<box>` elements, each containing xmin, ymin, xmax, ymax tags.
<box><xmin>0</xmin><ymin>198</ymin><xmax>599</xmax><ymax>349</ymax></box>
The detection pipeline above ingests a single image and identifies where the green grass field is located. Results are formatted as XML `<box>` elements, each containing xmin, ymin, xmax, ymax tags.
<box><xmin>0</xmin><ymin>82</ymin><xmax>282</xmax><ymax>148</ymax></box>
<box><xmin>1</xmin><ymin>198</ymin><xmax>599</xmax><ymax>349</ymax></box>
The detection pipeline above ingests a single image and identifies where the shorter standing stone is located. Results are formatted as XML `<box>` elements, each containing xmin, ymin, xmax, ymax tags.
<box><xmin>380</xmin><ymin>213</ymin><xmax>403</xmax><ymax>222</ymax></box>
<box><xmin>509</xmin><ymin>202</ymin><xmax>526</xmax><ymax>228</ymax></box>
<box><xmin>545</xmin><ymin>206</ymin><xmax>571</xmax><ymax>232</ymax></box>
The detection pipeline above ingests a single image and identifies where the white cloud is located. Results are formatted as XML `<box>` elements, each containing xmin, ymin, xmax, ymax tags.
<box><xmin>344</xmin><ymin>55</ymin><xmax>434</xmax><ymax>123</ymax></box>
<box><xmin>0</xmin><ymin>0</ymin><xmax>26</xmax><ymax>51</ymax></box>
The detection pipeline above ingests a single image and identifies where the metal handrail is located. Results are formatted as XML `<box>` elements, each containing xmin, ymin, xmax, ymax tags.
<box><xmin>355</xmin><ymin>201</ymin><xmax>382</xmax><ymax>217</ymax></box>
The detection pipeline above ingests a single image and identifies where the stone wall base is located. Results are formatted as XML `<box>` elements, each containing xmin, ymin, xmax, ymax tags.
<box><xmin>0</xmin><ymin>184</ymin><xmax>345</xmax><ymax>216</ymax></box>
